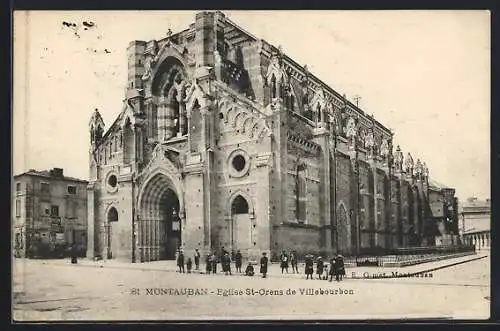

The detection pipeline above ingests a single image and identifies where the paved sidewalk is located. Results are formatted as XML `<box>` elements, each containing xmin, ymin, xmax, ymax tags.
<box><xmin>16</xmin><ymin>251</ymin><xmax>488</xmax><ymax>280</ymax></box>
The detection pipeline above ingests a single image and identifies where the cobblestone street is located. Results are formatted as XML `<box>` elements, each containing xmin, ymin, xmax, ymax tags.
<box><xmin>12</xmin><ymin>255</ymin><xmax>490</xmax><ymax>321</ymax></box>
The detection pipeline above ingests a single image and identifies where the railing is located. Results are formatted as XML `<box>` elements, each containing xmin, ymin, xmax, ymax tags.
<box><xmin>273</xmin><ymin>245</ymin><xmax>476</xmax><ymax>265</ymax></box>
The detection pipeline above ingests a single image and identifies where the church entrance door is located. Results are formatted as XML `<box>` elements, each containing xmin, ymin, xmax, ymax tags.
<box><xmin>159</xmin><ymin>188</ymin><xmax>180</xmax><ymax>260</ymax></box>
<box><xmin>139</xmin><ymin>173</ymin><xmax>181</xmax><ymax>262</ymax></box>
<box><xmin>231</xmin><ymin>195</ymin><xmax>251</xmax><ymax>253</ymax></box>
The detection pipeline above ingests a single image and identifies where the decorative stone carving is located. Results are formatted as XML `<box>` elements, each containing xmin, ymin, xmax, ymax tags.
<box><xmin>379</xmin><ymin>138</ymin><xmax>389</xmax><ymax>159</ymax></box>
<box><xmin>89</xmin><ymin>108</ymin><xmax>105</xmax><ymax>145</ymax></box>
<box><xmin>214</xmin><ymin>50</ymin><xmax>222</xmax><ymax>65</ymax></box>
<box><xmin>345</xmin><ymin>116</ymin><xmax>357</xmax><ymax>147</ymax></box>
<box><xmin>310</xmin><ymin>89</ymin><xmax>327</xmax><ymax>113</ymax></box>
<box><xmin>404</xmin><ymin>153</ymin><xmax>414</xmax><ymax>174</ymax></box>
<box><xmin>415</xmin><ymin>159</ymin><xmax>423</xmax><ymax>178</ymax></box>
<box><xmin>138</xmin><ymin>143</ymin><xmax>182</xmax><ymax>181</ymax></box>
<box><xmin>394</xmin><ymin>145</ymin><xmax>403</xmax><ymax>171</ymax></box>
<box><xmin>423</xmin><ymin>162</ymin><xmax>429</xmax><ymax>178</ymax></box>
<box><xmin>142</xmin><ymin>57</ymin><xmax>152</xmax><ymax>81</ymax></box>
<box><xmin>184</xmin><ymin>79</ymin><xmax>209</xmax><ymax>112</ymax></box>
<box><xmin>265</xmin><ymin>48</ymin><xmax>288</xmax><ymax>87</ymax></box>
<box><xmin>364</xmin><ymin>128</ymin><xmax>375</xmax><ymax>158</ymax></box>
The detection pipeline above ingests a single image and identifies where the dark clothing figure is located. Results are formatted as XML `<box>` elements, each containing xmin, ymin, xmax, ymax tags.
<box><xmin>245</xmin><ymin>263</ymin><xmax>255</xmax><ymax>276</ymax></box>
<box><xmin>194</xmin><ymin>250</ymin><xmax>201</xmax><ymax>270</ymax></box>
<box><xmin>260</xmin><ymin>254</ymin><xmax>268</xmax><ymax>278</ymax></box>
<box><xmin>335</xmin><ymin>255</ymin><xmax>346</xmax><ymax>281</ymax></box>
<box><xmin>177</xmin><ymin>251</ymin><xmax>185</xmax><ymax>273</ymax></box>
<box><xmin>222</xmin><ymin>254</ymin><xmax>232</xmax><ymax>275</ymax></box>
<box><xmin>211</xmin><ymin>253</ymin><xmax>218</xmax><ymax>274</ymax></box>
<box><xmin>329</xmin><ymin>258</ymin><xmax>336</xmax><ymax>282</ymax></box>
<box><xmin>280</xmin><ymin>252</ymin><xmax>289</xmax><ymax>274</ymax></box>
<box><xmin>290</xmin><ymin>252</ymin><xmax>299</xmax><ymax>273</ymax></box>
<box><xmin>330</xmin><ymin>255</ymin><xmax>345</xmax><ymax>281</ymax></box>
<box><xmin>70</xmin><ymin>245</ymin><xmax>78</xmax><ymax>264</ymax></box>
<box><xmin>205</xmin><ymin>254</ymin><xmax>212</xmax><ymax>274</ymax></box>
<box><xmin>316</xmin><ymin>259</ymin><xmax>324</xmax><ymax>279</ymax></box>
<box><xmin>234</xmin><ymin>251</ymin><xmax>243</xmax><ymax>273</ymax></box>
<box><xmin>305</xmin><ymin>255</ymin><xmax>314</xmax><ymax>279</ymax></box>
<box><xmin>186</xmin><ymin>258</ymin><xmax>192</xmax><ymax>273</ymax></box>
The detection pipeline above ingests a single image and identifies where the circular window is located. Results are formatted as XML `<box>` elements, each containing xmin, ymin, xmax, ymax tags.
<box><xmin>228</xmin><ymin>150</ymin><xmax>250</xmax><ymax>178</ymax></box>
<box><xmin>108</xmin><ymin>175</ymin><xmax>117</xmax><ymax>188</ymax></box>
<box><xmin>106</xmin><ymin>173</ymin><xmax>119</xmax><ymax>193</ymax></box>
<box><xmin>232</xmin><ymin>155</ymin><xmax>246</xmax><ymax>172</ymax></box>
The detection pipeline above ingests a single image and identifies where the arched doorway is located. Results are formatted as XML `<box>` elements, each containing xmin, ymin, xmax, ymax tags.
<box><xmin>106</xmin><ymin>207</ymin><xmax>118</xmax><ymax>259</ymax></box>
<box><xmin>336</xmin><ymin>203</ymin><xmax>351</xmax><ymax>255</ymax></box>
<box><xmin>231</xmin><ymin>195</ymin><xmax>251</xmax><ymax>253</ymax></box>
<box><xmin>139</xmin><ymin>173</ymin><xmax>181</xmax><ymax>262</ymax></box>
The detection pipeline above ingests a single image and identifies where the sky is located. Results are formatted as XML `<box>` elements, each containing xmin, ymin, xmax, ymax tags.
<box><xmin>13</xmin><ymin>10</ymin><xmax>490</xmax><ymax>202</ymax></box>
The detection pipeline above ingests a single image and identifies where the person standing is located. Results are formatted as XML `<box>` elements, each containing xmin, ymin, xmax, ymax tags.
<box><xmin>280</xmin><ymin>250</ymin><xmax>289</xmax><ymax>274</ymax></box>
<box><xmin>177</xmin><ymin>248</ymin><xmax>185</xmax><ymax>273</ymax></box>
<box><xmin>323</xmin><ymin>262</ymin><xmax>329</xmax><ymax>281</ymax></box>
<box><xmin>211</xmin><ymin>251</ymin><xmax>218</xmax><ymax>274</ymax></box>
<box><xmin>205</xmin><ymin>253</ymin><xmax>212</xmax><ymax>274</ymax></box>
<box><xmin>260</xmin><ymin>252</ymin><xmax>268</xmax><ymax>278</ymax></box>
<box><xmin>329</xmin><ymin>256</ymin><xmax>336</xmax><ymax>282</ymax></box>
<box><xmin>290</xmin><ymin>250</ymin><xmax>299</xmax><ymax>273</ymax></box>
<box><xmin>305</xmin><ymin>254</ymin><xmax>314</xmax><ymax>280</ymax></box>
<box><xmin>316</xmin><ymin>256</ymin><xmax>324</xmax><ymax>280</ymax></box>
<box><xmin>234</xmin><ymin>249</ymin><xmax>243</xmax><ymax>273</ymax></box>
<box><xmin>336</xmin><ymin>254</ymin><xmax>345</xmax><ymax>281</ymax></box>
<box><xmin>194</xmin><ymin>249</ymin><xmax>201</xmax><ymax>270</ymax></box>
<box><xmin>186</xmin><ymin>257</ymin><xmax>193</xmax><ymax>273</ymax></box>
<box><xmin>223</xmin><ymin>252</ymin><xmax>232</xmax><ymax>275</ymax></box>
<box><xmin>70</xmin><ymin>244</ymin><xmax>78</xmax><ymax>264</ymax></box>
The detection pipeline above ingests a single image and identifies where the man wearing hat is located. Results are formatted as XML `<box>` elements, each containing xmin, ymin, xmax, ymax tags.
<box><xmin>260</xmin><ymin>252</ymin><xmax>269</xmax><ymax>278</ymax></box>
<box><xmin>316</xmin><ymin>256</ymin><xmax>324</xmax><ymax>280</ymax></box>
<box><xmin>305</xmin><ymin>254</ymin><xmax>314</xmax><ymax>280</ymax></box>
<box><xmin>336</xmin><ymin>253</ymin><xmax>345</xmax><ymax>281</ymax></box>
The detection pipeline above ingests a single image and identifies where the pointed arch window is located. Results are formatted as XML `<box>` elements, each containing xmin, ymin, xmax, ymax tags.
<box><xmin>296</xmin><ymin>162</ymin><xmax>307</xmax><ymax>223</ymax></box>
<box><xmin>271</xmin><ymin>75</ymin><xmax>277</xmax><ymax>99</ymax></box>
<box><xmin>107</xmin><ymin>207</ymin><xmax>118</xmax><ymax>222</ymax></box>
<box><xmin>231</xmin><ymin>195</ymin><xmax>249</xmax><ymax>214</ymax></box>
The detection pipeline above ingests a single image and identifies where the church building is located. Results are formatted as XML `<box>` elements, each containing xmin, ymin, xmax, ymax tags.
<box><xmin>87</xmin><ymin>11</ymin><xmax>457</xmax><ymax>262</ymax></box>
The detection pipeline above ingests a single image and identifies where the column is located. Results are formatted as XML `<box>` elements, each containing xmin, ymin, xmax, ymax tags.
<box><xmin>312</xmin><ymin>126</ymin><xmax>331</xmax><ymax>253</ymax></box>
<box><xmin>178</xmin><ymin>102</ymin><xmax>186</xmax><ymax>137</ymax></box>
<box><xmin>86</xmin><ymin>184</ymin><xmax>95</xmax><ymax>259</ymax></box>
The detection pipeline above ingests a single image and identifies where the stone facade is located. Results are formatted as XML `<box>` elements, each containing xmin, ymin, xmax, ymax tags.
<box><xmin>460</xmin><ymin>197</ymin><xmax>490</xmax><ymax>249</ymax></box>
<box><xmin>87</xmin><ymin>11</ymin><xmax>456</xmax><ymax>262</ymax></box>
<box><xmin>13</xmin><ymin>168</ymin><xmax>88</xmax><ymax>257</ymax></box>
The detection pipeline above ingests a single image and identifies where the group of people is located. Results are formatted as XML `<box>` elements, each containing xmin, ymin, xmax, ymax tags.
<box><xmin>176</xmin><ymin>247</ymin><xmax>246</xmax><ymax>276</ymax></box>
<box><xmin>280</xmin><ymin>250</ymin><xmax>346</xmax><ymax>281</ymax></box>
<box><xmin>176</xmin><ymin>247</ymin><xmax>345</xmax><ymax>281</ymax></box>
<box><xmin>304</xmin><ymin>253</ymin><xmax>346</xmax><ymax>282</ymax></box>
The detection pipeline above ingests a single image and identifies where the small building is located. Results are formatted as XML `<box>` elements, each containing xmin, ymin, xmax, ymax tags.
<box><xmin>428</xmin><ymin>179</ymin><xmax>460</xmax><ymax>246</ymax></box>
<box><xmin>460</xmin><ymin>197</ymin><xmax>490</xmax><ymax>249</ymax></box>
<box><xmin>13</xmin><ymin>168</ymin><xmax>88</xmax><ymax>258</ymax></box>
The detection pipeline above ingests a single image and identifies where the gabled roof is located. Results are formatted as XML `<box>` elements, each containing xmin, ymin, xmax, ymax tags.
<box><xmin>14</xmin><ymin>169</ymin><xmax>88</xmax><ymax>183</ymax></box>
<box><xmin>428</xmin><ymin>178</ymin><xmax>451</xmax><ymax>191</ymax></box>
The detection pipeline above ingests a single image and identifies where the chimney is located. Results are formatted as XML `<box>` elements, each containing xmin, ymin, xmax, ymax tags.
<box><xmin>51</xmin><ymin>168</ymin><xmax>64</xmax><ymax>178</ymax></box>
